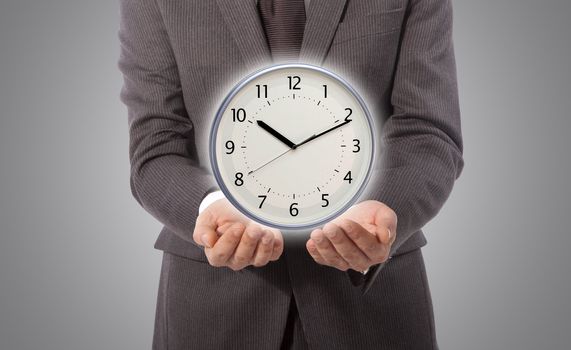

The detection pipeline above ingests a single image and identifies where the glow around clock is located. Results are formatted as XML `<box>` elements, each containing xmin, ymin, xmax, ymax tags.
<box><xmin>210</xmin><ymin>64</ymin><xmax>375</xmax><ymax>230</ymax></box>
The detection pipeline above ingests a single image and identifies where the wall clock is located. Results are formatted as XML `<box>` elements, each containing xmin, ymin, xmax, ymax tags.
<box><xmin>210</xmin><ymin>64</ymin><xmax>375</xmax><ymax>231</ymax></box>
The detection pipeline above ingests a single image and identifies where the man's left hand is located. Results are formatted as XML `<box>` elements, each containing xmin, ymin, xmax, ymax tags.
<box><xmin>306</xmin><ymin>200</ymin><xmax>397</xmax><ymax>273</ymax></box>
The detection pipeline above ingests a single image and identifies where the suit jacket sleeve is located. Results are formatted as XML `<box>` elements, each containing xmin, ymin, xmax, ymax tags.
<box><xmin>118</xmin><ymin>0</ymin><xmax>217</xmax><ymax>245</ymax></box>
<box><xmin>362</xmin><ymin>0</ymin><xmax>464</xmax><ymax>288</ymax></box>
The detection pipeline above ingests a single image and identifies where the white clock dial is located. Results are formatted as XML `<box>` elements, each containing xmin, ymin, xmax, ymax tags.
<box><xmin>210</xmin><ymin>64</ymin><xmax>375</xmax><ymax>230</ymax></box>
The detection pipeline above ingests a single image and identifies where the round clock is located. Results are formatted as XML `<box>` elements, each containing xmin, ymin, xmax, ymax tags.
<box><xmin>210</xmin><ymin>64</ymin><xmax>375</xmax><ymax>231</ymax></box>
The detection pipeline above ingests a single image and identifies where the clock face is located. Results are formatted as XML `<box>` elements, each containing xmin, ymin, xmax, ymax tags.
<box><xmin>210</xmin><ymin>64</ymin><xmax>374</xmax><ymax>230</ymax></box>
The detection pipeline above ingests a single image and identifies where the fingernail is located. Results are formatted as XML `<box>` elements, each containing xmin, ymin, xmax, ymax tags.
<box><xmin>201</xmin><ymin>234</ymin><xmax>211</xmax><ymax>248</ymax></box>
<box><xmin>381</xmin><ymin>228</ymin><xmax>392</xmax><ymax>244</ymax></box>
<box><xmin>307</xmin><ymin>240</ymin><xmax>316</xmax><ymax>250</ymax></box>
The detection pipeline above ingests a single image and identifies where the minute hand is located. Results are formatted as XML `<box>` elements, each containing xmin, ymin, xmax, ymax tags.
<box><xmin>294</xmin><ymin>119</ymin><xmax>351</xmax><ymax>149</ymax></box>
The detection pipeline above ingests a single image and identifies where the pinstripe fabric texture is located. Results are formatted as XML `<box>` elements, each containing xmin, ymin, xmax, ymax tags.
<box><xmin>258</xmin><ymin>0</ymin><xmax>306</xmax><ymax>61</ymax></box>
<box><xmin>118</xmin><ymin>0</ymin><xmax>463</xmax><ymax>348</ymax></box>
<box><xmin>153</xmin><ymin>247</ymin><xmax>436</xmax><ymax>349</ymax></box>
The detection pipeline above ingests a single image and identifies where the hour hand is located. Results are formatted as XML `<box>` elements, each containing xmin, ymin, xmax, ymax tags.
<box><xmin>257</xmin><ymin>120</ymin><xmax>296</xmax><ymax>149</ymax></box>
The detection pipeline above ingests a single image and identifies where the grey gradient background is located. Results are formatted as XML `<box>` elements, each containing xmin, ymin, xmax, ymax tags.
<box><xmin>1</xmin><ymin>0</ymin><xmax>570</xmax><ymax>349</ymax></box>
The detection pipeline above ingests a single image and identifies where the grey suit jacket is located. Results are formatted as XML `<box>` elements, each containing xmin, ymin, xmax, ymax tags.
<box><xmin>118</xmin><ymin>0</ymin><xmax>463</xmax><ymax>345</ymax></box>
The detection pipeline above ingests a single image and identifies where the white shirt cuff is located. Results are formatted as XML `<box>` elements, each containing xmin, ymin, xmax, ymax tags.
<box><xmin>199</xmin><ymin>191</ymin><xmax>226</xmax><ymax>214</ymax></box>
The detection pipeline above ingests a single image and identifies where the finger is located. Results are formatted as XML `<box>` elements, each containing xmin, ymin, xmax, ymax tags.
<box><xmin>322</xmin><ymin>222</ymin><xmax>371</xmax><ymax>272</ymax></box>
<box><xmin>209</xmin><ymin>222</ymin><xmax>233</xmax><ymax>245</ymax></box>
<box><xmin>341</xmin><ymin>201</ymin><xmax>397</xmax><ymax>246</ymax></box>
<box><xmin>216</xmin><ymin>222</ymin><xmax>235</xmax><ymax>235</ymax></box>
<box><xmin>374</xmin><ymin>205</ymin><xmax>398</xmax><ymax>245</ymax></box>
<box><xmin>229</xmin><ymin>225</ymin><xmax>263</xmax><ymax>270</ymax></box>
<box><xmin>205</xmin><ymin>223</ymin><xmax>244</xmax><ymax>267</ymax></box>
<box><xmin>306</xmin><ymin>239</ymin><xmax>328</xmax><ymax>266</ymax></box>
<box><xmin>336</xmin><ymin>219</ymin><xmax>387</xmax><ymax>262</ymax></box>
<box><xmin>310</xmin><ymin>228</ymin><xmax>350</xmax><ymax>271</ymax></box>
<box><xmin>252</xmin><ymin>230</ymin><xmax>275</xmax><ymax>267</ymax></box>
<box><xmin>269</xmin><ymin>229</ymin><xmax>284</xmax><ymax>261</ymax></box>
<box><xmin>376</xmin><ymin>225</ymin><xmax>394</xmax><ymax>247</ymax></box>
<box><xmin>193</xmin><ymin>210</ymin><xmax>217</xmax><ymax>247</ymax></box>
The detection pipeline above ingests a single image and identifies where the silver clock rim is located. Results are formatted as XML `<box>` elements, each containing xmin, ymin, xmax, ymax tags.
<box><xmin>209</xmin><ymin>63</ymin><xmax>376</xmax><ymax>231</ymax></box>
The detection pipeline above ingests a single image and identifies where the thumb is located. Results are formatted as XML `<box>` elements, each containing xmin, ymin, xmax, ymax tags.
<box><xmin>373</xmin><ymin>204</ymin><xmax>398</xmax><ymax>245</ymax></box>
<box><xmin>193</xmin><ymin>211</ymin><xmax>217</xmax><ymax>248</ymax></box>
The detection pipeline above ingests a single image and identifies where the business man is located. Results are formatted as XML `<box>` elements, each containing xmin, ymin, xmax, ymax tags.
<box><xmin>118</xmin><ymin>0</ymin><xmax>463</xmax><ymax>349</ymax></box>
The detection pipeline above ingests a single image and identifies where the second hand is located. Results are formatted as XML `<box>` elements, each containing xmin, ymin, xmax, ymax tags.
<box><xmin>247</xmin><ymin>148</ymin><xmax>293</xmax><ymax>176</ymax></box>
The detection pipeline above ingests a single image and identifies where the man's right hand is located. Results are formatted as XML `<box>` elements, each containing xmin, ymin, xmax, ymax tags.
<box><xmin>193</xmin><ymin>199</ymin><xmax>284</xmax><ymax>270</ymax></box>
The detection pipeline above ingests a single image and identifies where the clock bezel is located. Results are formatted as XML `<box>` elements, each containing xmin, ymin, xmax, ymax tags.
<box><xmin>209</xmin><ymin>63</ymin><xmax>376</xmax><ymax>231</ymax></box>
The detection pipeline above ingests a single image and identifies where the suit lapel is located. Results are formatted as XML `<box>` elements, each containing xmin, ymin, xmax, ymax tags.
<box><xmin>300</xmin><ymin>0</ymin><xmax>347</xmax><ymax>65</ymax></box>
<box><xmin>216</xmin><ymin>0</ymin><xmax>271</xmax><ymax>70</ymax></box>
